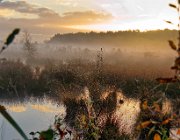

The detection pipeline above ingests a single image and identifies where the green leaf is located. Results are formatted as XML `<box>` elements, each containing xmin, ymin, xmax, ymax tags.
<box><xmin>156</xmin><ymin>130</ymin><xmax>163</xmax><ymax>135</ymax></box>
<box><xmin>148</xmin><ymin>126</ymin><xmax>156</xmax><ymax>137</ymax></box>
<box><xmin>0</xmin><ymin>105</ymin><xmax>28</xmax><ymax>140</ymax></box>
<box><xmin>160</xmin><ymin>127</ymin><xmax>168</xmax><ymax>140</ymax></box>
<box><xmin>40</xmin><ymin>129</ymin><xmax>54</xmax><ymax>140</ymax></box>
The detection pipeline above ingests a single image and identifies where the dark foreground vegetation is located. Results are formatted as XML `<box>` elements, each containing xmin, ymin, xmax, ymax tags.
<box><xmin>0</xmin><ymin>54</ymin><xmax>179</xmax><ymax>139</ymax></box>
<box><xmin>0</xmin><ymin>56</ymin><xmax>178</xmax><ymax>100</ymax></box>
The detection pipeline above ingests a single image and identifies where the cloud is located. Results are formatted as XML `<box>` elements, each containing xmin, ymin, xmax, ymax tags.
<box><xmin>0</xmin><ymin>1</ymin><xmax>59</xmax><ymax>18</ymax></box>
<box><xmin>0</xmin><ymin>8</ymin><xmax>39</xmax><ymax>19</ymax></box>
<box><xmin>62</xmin><ymin>11</ymin><xmax>112</xmax><ymax>25</ymax></box>
<box><xmin>0</xmin><ymin>1</ymin><xmax>113</xmax><ymax>41</ymax></box>
<box><xmin>0</xmin><ymin>1</ymin><xmax>112</xmax><ymax>24</ymax></box>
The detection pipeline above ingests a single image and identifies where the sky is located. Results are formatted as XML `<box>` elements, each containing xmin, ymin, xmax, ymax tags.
<box><xmin>0</xmin><ymin>0</ymin><xmax>178</xmax><ymax>41</ymax></box>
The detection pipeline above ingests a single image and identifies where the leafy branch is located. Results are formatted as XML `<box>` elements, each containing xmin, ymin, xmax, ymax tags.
<box><xmin>156</xmin><ymin>0</ymin><xmax>180</xmax><ymax>83</ymax></box>
<box><xmin>0</xmin><ymin>29</ymin><xmax>29</xmax><ymax>140</ymax></box>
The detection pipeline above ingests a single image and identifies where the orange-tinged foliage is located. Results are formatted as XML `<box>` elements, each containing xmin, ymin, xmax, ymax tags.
<box><xmin>142</xmin><ymin>100</ymin><xmax>148</xmax><ymax>110</ymax></box>
<box><xmin>153</xmin><ymin>133</ymin><xmax>161</xmax><ymax>140</ymax></box>
<box><xmin>153</xmin><ymin>103</ymin><xmax>161</xmax><ymax>112</ymax></box>
<box><xmin>177</xmin><ymin>128</ymin><xmax>180</xmax><ymax>135</ymax></box>
<box><xmin>81</xmin><ymin>115</ymin><xmax>86</xmax><ymax>125</ymax></box>
<box><xmin>137</xmin><ymin>121</ymin><xmax>152</xmax><ymax>130</ymax></box>
<box><xmin>156</xmin><ymin>77</ymin><xmax>177</xmax><ymax>83</ymax></box>
<box><xmin>161</xmin><ymin>118</ymin><xmax>171</xmax><ymax>125</ymax></box>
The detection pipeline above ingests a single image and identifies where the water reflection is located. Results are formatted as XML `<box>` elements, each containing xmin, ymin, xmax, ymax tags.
<box><xmin>0</xmin><ymin>98</ymin><xmax>66</xmax><ymax>140</ymax></box>
<box><xmin>0</xmin><ymin>90</ymin><xmax>179</xmax><ymax>140</ymax></box>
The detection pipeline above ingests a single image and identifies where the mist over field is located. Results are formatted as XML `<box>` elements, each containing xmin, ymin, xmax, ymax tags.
<box><xmin>0</xmin><ymin>0</ymin><xmax>179</xmax><ymax>139</ymax></box>
<box><xmin>0</xmin><ymin>29</ymin><xmax>177</xmax><ymax>79</ymax></box>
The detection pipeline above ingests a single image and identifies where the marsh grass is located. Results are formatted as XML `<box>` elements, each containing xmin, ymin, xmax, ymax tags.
<box><xmin>0</xmin><ymin>3</ymin><xmax>180</xmax><ymax>138</ymax></box>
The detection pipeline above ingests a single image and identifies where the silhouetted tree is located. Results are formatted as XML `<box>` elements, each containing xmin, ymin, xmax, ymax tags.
<box><xmin>23</xmin><ymin>31</ymin><xmax>36</xmax><ymax>64</ymax></box>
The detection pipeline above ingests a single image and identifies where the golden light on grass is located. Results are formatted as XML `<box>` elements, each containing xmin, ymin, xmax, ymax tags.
<box><xmin>115</xmin><ymin>95</ymin><xmax>140</xmax><ymax>135</ymax></box>
<box><xmin>31</xmin><ymin>104</ymin><xmax>65</xmax><ymax>114</ymax></box>
<box><xmin>6</xmin><ymin>105</ymin><xmax>26</xmax><ymax>113</ymax></box>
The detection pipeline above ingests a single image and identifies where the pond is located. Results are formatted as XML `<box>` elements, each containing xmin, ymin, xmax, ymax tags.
<box><xmin>0</xmin><ymin>98</ymin><xmax>66</xmax><ymax>140</ymax></box>
<box><xmin>0</xmin><ymin>92</ymin><xmax>179</xmax><ymax>140</ymax></box>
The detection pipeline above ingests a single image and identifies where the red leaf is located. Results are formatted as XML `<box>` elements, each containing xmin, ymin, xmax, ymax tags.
<box><xmin>156</xmin><ymin>77</ymin><xmax>177</xmax><ymax>83</ymax></box>
<box><xmin>57</xmin><ymin>128</ymin><xmax>67</xmax><ymax>139</ymax></box>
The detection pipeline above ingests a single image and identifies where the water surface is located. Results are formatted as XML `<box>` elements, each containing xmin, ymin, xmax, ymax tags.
<box><xmin>0</xmin><ymin>98</ymin><xmax>65</xmax><ymax>140</ymax></box>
